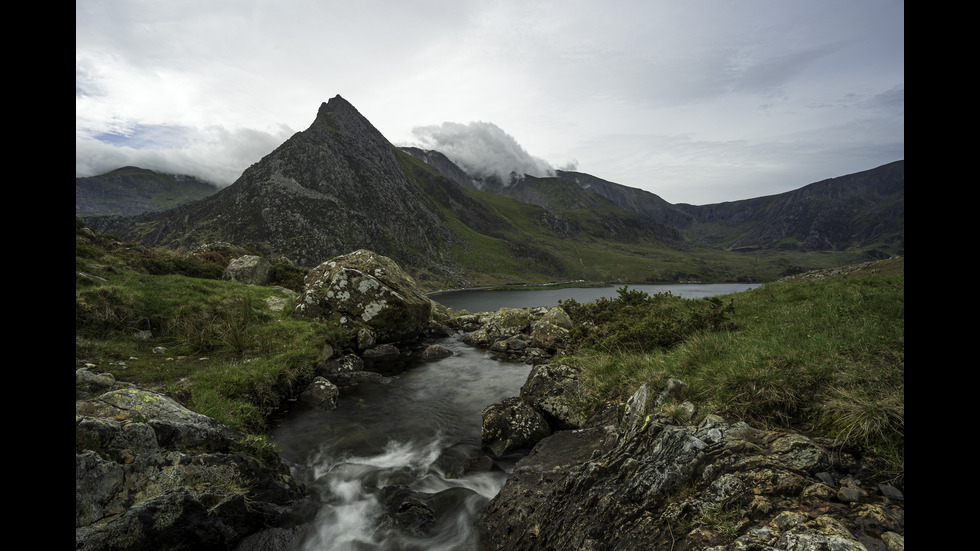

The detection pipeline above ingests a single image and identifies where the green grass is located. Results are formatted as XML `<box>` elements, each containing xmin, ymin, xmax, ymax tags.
<box><xmin>76</xmin><ymin>223</ymin><xmax>345</xmax><ymax>434</ymax></box>
<box><xmin>559</xmin><ymin>263</ymin><xmax>904</xmax><ymax>480</ymax></box>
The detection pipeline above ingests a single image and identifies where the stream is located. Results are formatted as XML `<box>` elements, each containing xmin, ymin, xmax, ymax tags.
<box><xmin>269</xmin><ymin>283</ymin><xmax>759</xmax><ymax>549</ymax></box>
<box><xmin>270</xmin><ymin>337</ymin><xmax>531</xmax><ymax>550</ymax></box>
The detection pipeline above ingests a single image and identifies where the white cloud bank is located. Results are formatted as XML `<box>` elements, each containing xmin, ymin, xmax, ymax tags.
<box><xmin>410</xmin><ymin>122</ymin><xmax>570</xmax><ymax>185</ymax></box>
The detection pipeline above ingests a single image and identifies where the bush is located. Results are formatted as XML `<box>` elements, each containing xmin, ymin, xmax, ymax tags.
<box><xmin>268</xmin><ymin>262</ymin><xmax>308</xmax><ymax>292</ymax></box>
<box><xmin>126</xmin><ymin>253</ymin><xmax>225</xmax><ymax>279</ymax></box>
<box><xmin>562</xmin><ymin>286</ymin><xmax>735</xmax><ymax>353</ymax></box>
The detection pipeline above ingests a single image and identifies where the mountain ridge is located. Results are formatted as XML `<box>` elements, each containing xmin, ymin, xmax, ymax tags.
<box><xmin>81</xmin><ymin>96</ymin><xmax>903</xmax><ymax>288</ymax></box>
<box><xmin>404</xmin><ymin>144</ymin><xmax>903</xmax><ymax>257</ymax></box>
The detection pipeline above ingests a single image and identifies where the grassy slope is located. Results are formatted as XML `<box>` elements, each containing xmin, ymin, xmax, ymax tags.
<box><xmin>76</xmin><ymin>221</ymin><xmax>339</xmax><ymax>437</ymax></box>
<box><xmin>560</xmin><ymin>257</ymin><xmax>904</xmax><ymax>479</ymax></box>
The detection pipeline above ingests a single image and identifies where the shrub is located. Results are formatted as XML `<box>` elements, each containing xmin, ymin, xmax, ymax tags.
<box><xmin>268</xmin><ymin>262</ymin><xmax>308</xmax><ymax>292</ymax></box>
<box><xmin>562</xmin><ymin>286</ymin><xmax>735</xmax><ymax>353</ymax></box>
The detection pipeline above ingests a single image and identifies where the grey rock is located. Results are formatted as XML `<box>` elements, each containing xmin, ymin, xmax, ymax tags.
<box><xmin>298</xmin><ymin>377</ymin><xmax>339</xmax><ymax>409</ymax></box>
<box><xmin>481</xmin><ymin>382</ymin><xmax>898</xmax><ymax>551</ymax></box>
<box><xmin>75</xmin><ymin>385</ymin><xmax>303</xmax><ymax>550</ymax></box>
<box><xmin>294</xmin><ymin>250</ymin><xmax>432</xmax><ymax>344</ymax></box>
<box><xmin>363</xmin><ymin>343</ymin><xmax>400</xmax><ymax>358</ymax></box>
<box><xmin>481</xmin><ymin>397</ymin><xmax>552</xmax><ymax>456</ymax></box>
<box><xmin>519</xmin><ymin>363</ymin><xmax>585</xmax><ymax>430</ymax></box>
<box><xmin>421</xmin><ymin>344</ymin><xmax>452</xmax><ymax>360</ymax></box>
<box><xmin>223</xmin><ymin>254</ymin><xmax>273</xmax><ymax>285</ymax></box>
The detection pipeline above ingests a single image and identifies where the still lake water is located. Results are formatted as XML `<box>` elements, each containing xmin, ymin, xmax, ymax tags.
<box><xmin>429</xmin><ymin>282</ymin><xmax>760</xmax><ymax>312</ymax></box>
<box><xmin>270</xmin><ymin>283</ymin><xmax>758</xmax><ymax>550</ymax></box>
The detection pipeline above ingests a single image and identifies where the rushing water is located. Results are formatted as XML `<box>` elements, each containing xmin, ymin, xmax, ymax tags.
<box><xmin>270</xmin><ymin>283</ymin><xmax>758</xmax><ymax>550</ymax></box>
<box><xmin>271</xmin><ymin>338</ymin><xmax>531</xmax><ymax>550</ymax></box>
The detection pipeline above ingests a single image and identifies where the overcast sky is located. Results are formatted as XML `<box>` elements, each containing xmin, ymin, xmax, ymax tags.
<box><xmin>76</xmin><ymin>0</ymin><xmax>903</xmax><ymax>205</ymax></box>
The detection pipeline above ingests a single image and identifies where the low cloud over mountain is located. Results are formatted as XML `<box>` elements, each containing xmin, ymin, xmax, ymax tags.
<box><xmin>410</xmin><ymin>121</ymin><xmax>560</xmax><ymax>186</ymax></box>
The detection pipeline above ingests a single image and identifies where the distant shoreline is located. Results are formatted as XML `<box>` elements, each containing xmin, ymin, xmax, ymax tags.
<box><xmin>426</xmin><ymin>281</ymin><xmax>611</xmax><ymax>296</ymax></box>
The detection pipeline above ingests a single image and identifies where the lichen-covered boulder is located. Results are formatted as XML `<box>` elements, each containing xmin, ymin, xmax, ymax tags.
<box><xmin>538</xmin><ymin>306</ymin><xmax>573</xmax><ymax>330</ymax></box>
<box><xmin>298</xmin><ymin>377</ymin><xmax>339</xmax><ymax>409</ymax></box>
<box><xmin>76</xmin><ymin>385</ymin><xmax>303</xmax><ymax>550</ymax></box>
<box><xmin>76</xmin><ymin>387</ymin><xmax>243</xmax><ymax>453</ymax></box>
<box><xmin>293</xmin><ymin>250</ymin><xmax>432</xmax><ymax>344</ymax></box>
<box><xmin>484</xmin><ymin>307</ymin><xmax>532</xmax><ymax>341</ymax></box>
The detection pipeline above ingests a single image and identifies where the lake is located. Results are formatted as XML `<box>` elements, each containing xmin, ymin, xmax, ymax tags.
<box><xmin>429</xmin><ymin>282</ymin><xmax>760</xmax><ymax>312</ymax></box>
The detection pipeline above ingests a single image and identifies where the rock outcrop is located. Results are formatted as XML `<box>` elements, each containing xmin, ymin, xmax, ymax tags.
<box><xmin>76</xmin><ymin>369</ymin><xmax>304</xmax><ymax>550</ymax></box>
<box><xmin>481</xmin><ymin>382</ymin><xmax>905</xmax><ymax>551</ymax></box>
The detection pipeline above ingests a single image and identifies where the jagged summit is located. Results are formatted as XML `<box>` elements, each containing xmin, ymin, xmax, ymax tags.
<box><xmin>309</xmin><ymin>94</ymin><xmax>379</xmax><ymax>137</ymax></box>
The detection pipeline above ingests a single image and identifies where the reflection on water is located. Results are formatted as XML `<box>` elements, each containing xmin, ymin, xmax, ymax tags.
<box><xmin>429</xmin><ymin>282</ymin><xmax>759</xmax><ymax>312</ymax></box>
<box><xmin>271</xmin><ymin>338</ymin><xmax>531</xmax><ymax>550</ymax></box>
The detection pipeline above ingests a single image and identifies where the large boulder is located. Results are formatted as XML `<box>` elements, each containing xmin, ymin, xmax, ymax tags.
<box><xmin>484</xmin><ymin>307</ymin><xmax>532</xmax><ymax>341</ymax></box>
<box><xmin>293</xmin><ymin>250</ymin><xmax>432</xmax><ymax>344</ymax></box>
<box><xmin>529</xmin><ymin>306</ymin><xmax>572</xmax><ymax>352</ymax></box>
<box><xmin>519</xmin><ymin>363</ymin><xmax>586</xmax><ymax>430</ymax></box>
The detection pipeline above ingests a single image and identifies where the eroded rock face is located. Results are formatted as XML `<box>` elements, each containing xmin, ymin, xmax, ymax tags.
<box><xmin>294</xmin><ymin>250</ymin><xmax>432</xmax><ymax>344</ymax></box>
<box><xmin>481</xmin><ymin>383</ymin><xmax>905</xmax><ymax>551</ymax></box>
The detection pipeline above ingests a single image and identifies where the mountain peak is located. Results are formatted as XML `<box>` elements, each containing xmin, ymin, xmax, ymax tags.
<box><xmin>318</xmin><ymin>94</ymin><xmax>352</xmax><ymax>114</ymax></box>
<box><xmin>309</xmin><ymin>95</ymin><xmax>382</xmax><ymax>141</ymax></box>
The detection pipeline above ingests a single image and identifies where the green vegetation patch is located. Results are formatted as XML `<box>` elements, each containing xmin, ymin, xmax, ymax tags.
<box><xmin>76</xmin><ymin>221</ymin><xmax>347</xmax><ymax>434</ymax></box>
<box><xmin>560</xmin><ymin>270</ymin><xmax>904</xmax><ymax>480</ymax></box>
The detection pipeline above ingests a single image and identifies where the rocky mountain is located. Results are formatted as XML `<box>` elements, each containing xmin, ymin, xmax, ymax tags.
<box><xmin>82</xmin><ymin>96</ymin><xmax>685</xmax><ymax>287</ymax></box>
<box><xmin>81</xmin><ymin>95</ymin><xmax>904</xmax><ymax>287</ymax></box>
<box><xmin>85</xmin><ymin>97</ymin><xmax>469</xmax><ymax>284</ymax></box>
<box><xmin>76</xmin><ymin>166</ymin><xmax>219</xmax><ymax>216</ymax></box>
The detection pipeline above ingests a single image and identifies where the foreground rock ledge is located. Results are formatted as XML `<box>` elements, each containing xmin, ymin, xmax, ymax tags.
<box><xmin>481</xmin><ymin>384</ymin><xmax>904</xmax><ymax>551</ymax></box>
<box><xmin>76</xmin><ymin>370</ymin><xmax>304</xmax><ymax>550</ymax></box>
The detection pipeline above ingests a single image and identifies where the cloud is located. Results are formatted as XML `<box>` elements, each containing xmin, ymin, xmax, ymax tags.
<box><xmin>410</xmin><ymin>121</ymin><xmax>555</xmax><ymax>185</ymax></box>
<box><xmin>75</xmin><ymin>124</ymin><xmax>294</xmax><ymax>186</ymax></box>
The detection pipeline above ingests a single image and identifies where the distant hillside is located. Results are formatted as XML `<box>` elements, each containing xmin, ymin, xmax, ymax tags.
<box><xmin>402</xmin><ymin>148</ymin><xmax>904</xmax><ymax>258</ymax></box>
<box><xmin>76</xmin><ymin>166</ymin><xmax>219</xmax><ymax>216</ymax></box>
<box><xmin>674</xmin><ymin>160</ymin><xmax>904</xmax><ymax>257</ymax></box>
